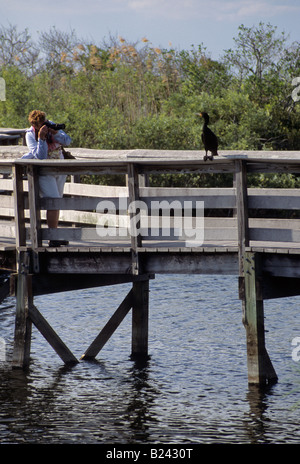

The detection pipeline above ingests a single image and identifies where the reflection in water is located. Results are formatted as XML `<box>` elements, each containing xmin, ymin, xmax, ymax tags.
<box><xmin>244</xmin><ymin>384</ymin><xmax>274</xmax><ymax>444</ymax></box>
<box><xmin>0</xmin><ymin>357</ymin><xmax>162</xmax><ymax>444</ymax></box>
<box><xmin>0</xmin><ymin>364</ymin><xmax>77</xmax><ymax>443</ymax></box>
<box><xmin>125</xmin><ymin>360</ymin><xmax>159</xmax><ymax>442</ymax></box>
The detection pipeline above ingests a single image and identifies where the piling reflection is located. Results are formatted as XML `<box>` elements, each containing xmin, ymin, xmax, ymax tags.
<box><xmin>0</xmin><ymin>356</ymin><xmax>161</xmax><ymax>443</ymax></box>
<box><xmin>0</xmin><ymin>363</ymin><xmax>77</xmax><ymax>442</ymax></box>
<box><xmin>124</xmin><ymin>359</ymin><xmax>160</xmax><ymax>442</ymax></box>
<box><xmin>244</xmin><ymin>384</ymin><xmax>275</xmax><ymax>444</ymax></box>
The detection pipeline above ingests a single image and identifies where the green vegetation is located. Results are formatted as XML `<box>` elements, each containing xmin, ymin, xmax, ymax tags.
<box><xmin>1</xmin><ymin>22</ymin><xmax>300</xmax><ymax>187</ymax></box>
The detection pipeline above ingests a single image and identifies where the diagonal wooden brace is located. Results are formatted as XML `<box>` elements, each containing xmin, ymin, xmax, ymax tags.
<box><xmin>28</xmin><ymin>303</ymin><xmax>78</xmax><ymax>365</ymax></box>
<box><xmin>81</xmin><ymin>288</ymin><xmax>134</xmax><ymax>360</ymax></box>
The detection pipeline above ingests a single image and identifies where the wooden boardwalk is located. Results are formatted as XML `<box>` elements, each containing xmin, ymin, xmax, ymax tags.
<box><xmin>1</xmin><ymin>146</ymin><xmax>300</xmax><ymax>385</ymax></box>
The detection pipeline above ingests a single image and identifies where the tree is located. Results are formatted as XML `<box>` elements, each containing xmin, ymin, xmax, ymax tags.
<box><xmin>0</xmin><ymin>24</ymin><xmax>39</xmax><ymax>75</ymax></box>
<box><xmin>224</xmin><ymin>22</ymin><xmax>287</xmax><ymax>80</ymax></box>
<box><xmin>179</xmin><ymin>45</ymin><xmax>231</xmax><ymax>96</ymax></box>
<box><xmin>223</xmin><ymin>22</ymin><xmax>293</xmax><ymax>112</ymax></box>
<box><xmin>38</xmin><ymin>26</ymin><xmax>80</xmax><ymax>76</ymax></box>
<box><xmin>0</xmin><ymin>66</ymin><xmax>32</xmax><ymax>127</ymax></box>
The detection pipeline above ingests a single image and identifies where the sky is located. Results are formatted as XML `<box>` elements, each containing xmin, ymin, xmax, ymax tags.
<box><xmin>0</xmin><ymin>0</ymin><xmax>300</xmax><ymax>59</ymax></box>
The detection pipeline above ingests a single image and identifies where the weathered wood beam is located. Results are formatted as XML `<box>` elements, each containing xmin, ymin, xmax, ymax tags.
<box><xmin>261</xmin><ymin>276</ymin><xmax>300</xmax><ymax>299</ymax></box>
<box><xmin>131</xmin><ymin>279</ymin><xmax>149</xmax><ymax>359</ymax></box>
<box><xmin>261</xmin><ymin>252</ymin><xmax>300</xmax><ymax>278</ymax></box>
<box><xmin>12</xmin><ymin>164</ymin><xmax>26</xmax><ymax>248</ymax></box>
<box><xmin>243</xmin><ymin>251</ymin><xmax>278</xmax><ymax>385</ymax></box>
<box><xmin>27</xmin><ymin>165</ymin><xmax>42</xmax><ymax>273</ymax></box>
<box><xmin>27</xmin><ymin>165</ymin><xmax>42</xmax><ymax>248</ymax></box>
<box><xmin>12</xmin><ymin>252</ymin><xmax>32</xmax><ymax>368</ymax></box>
<box><xmin>143</xmin><ymin>250</ymin><xmax>239</xmax><ymax>274</ymax></box>
<box><xmin>235</xmin><ymin>160</ymin><xmax>249</xmax><ymax>276</ymax></box>
<box><xmin>1</xmin><ymin>145</ymin><xmax>300</xmax><ymax>160</ymax></box>
<box><xmin>30</xmin><ymin>273</ymin><xmax>154</xmax><ymax>296</ymax></box>
<box><xmin>41</xmin><ymin>249</ymin><xmax>239</xmax><ymax>274</ymax></box>
<box><xmin>44</xmin><ymin>250</ymin><xmax>133</xmax><ymax>274</ymax></box>
<box><xmin>81</xmin><ymin>288</ymin><xmax>134</xmax><ymax>360</ymax></box>
<box><xmin>28</xmin><ymin>303</ymin><xmax>78</xmax><ymax>365</ymax></box>
<box><xmin>127</xmin><ymin>163</ymin><xmax>142</xmax><ymax>275</ymax></box>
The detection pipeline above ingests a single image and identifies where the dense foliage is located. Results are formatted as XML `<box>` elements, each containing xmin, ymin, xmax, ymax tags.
<box><xmin>1</xmin><ymin>22</ymin><xmax>300</xmax><ymax>187</ymax></box>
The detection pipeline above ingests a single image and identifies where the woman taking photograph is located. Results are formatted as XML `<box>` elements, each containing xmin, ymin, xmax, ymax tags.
<box><xmin>22</xmin><ymin>109</ymin><xmax>72</xmax><ymax>246</ymax></box>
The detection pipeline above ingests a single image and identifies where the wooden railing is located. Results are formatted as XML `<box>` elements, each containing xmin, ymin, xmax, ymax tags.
<box><xmin>0</xmin><ymin>151</ymin><xmax>299</xmax><ymax>261</ymax></box>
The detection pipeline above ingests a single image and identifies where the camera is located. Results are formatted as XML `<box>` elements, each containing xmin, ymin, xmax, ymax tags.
<box><xmin>44</xmin><ymin>120</ymin><xmax>66</xmax><ymax>131</ymax></box>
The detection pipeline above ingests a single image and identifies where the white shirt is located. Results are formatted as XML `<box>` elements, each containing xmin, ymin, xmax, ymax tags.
<box><xmin>22</xmin><ymin>124</ymin><xmax>72</xmax><ymax>160</ymax></box>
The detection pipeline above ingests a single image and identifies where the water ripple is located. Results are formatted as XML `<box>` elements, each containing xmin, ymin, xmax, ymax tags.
<box><xmin>0</xmin><ymin>275</ymin><xmax>300</xmax><ymax>443</ymax></box>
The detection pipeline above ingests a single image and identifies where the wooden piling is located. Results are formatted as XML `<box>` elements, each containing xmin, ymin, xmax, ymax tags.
<box><xmin>243</xmin><ymin>251</ymin><xmax>278</xmax><ymax>385</ymax></box>
<box><xmin>131</xmin><ymin>279</ymin><xmax>149</xmax><ymax>359</ymax></box>
<box><xmin>12</xmin><ymin>251</ymin><xmax>32</xmax><ymax>368</ymax></box>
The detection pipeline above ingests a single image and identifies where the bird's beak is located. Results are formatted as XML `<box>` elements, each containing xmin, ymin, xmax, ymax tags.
<box><xmin>195</xmin><ymin>113</ymin><xmax>202</xmax><ymax>117</ymax></box>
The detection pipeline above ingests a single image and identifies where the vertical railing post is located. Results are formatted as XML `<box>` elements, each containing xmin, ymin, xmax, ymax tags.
<box><xmin>127</xmin><ymin>163</ymin><xmax>142</xmax><ymax>275</ymax></box>
<box><xmin>12</xmin><ymin>163</ymin><xmax>26</xmax><ymax>248</ymax></box>
<box><xmin>235</xmin><ymin>159</ymin><xmax>250</xmax><ymax>331</ymax></box>
<box><xmin>27</xmin><ymin>164</ymin><xmax>42</xmax><ymax>272</ymax></box>
<box><xmin>235</xmin><ymin>159</ymin><xmax>249</xmax><ymax>276</ymax></box>
<box><xmin>27</xmin><ymin>164</ymin><xmax>42</xmax><ymax>247</ymax></box>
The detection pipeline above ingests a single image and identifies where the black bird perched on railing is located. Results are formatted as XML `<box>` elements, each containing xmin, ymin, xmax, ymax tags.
<box><xmin>197</xmin><ymin>112</ymin><xmax>219</xmax><ymax>161</ymax></box>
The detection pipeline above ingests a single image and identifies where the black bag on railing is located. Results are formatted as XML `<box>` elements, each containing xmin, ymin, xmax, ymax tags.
<box><xmin>62</xmin><ymin>147</ymin><xmax>76</xmax><ymax>159</ymax></box>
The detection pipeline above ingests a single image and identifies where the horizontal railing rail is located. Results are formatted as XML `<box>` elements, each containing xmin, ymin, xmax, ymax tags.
<box><xmin>0</xmin><ymin>152</ymin><xmax>299</xmax><ymax>269</ymax></box>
